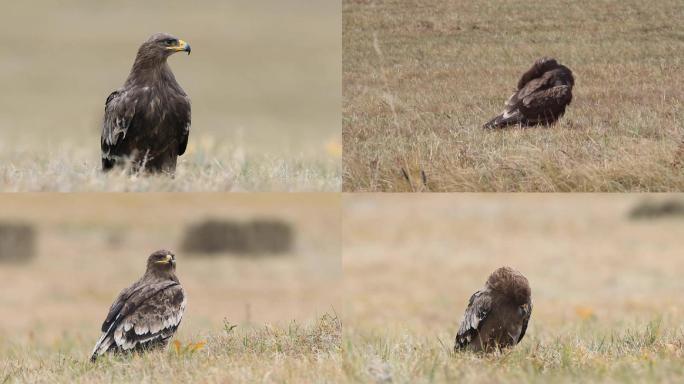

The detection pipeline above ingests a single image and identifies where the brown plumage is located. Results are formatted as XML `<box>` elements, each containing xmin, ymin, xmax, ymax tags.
<box><xmin>455</xmin><ymin>267</ymin><xmax>532</xmax><ymax>353</ymax></box>
<box><xmin>101</xmin><ymin>33</ymin><xmax>192</xmax><ymax>174</ymax></box>
<box><xmin>90</xmin><ymin>250</ymin><xmax>186</xmax><ymax>361</ymax></box>
<box><xmin>484</xmin><ymin>57</ymin><xmax>574</xmax><ymax>129</ymax></box>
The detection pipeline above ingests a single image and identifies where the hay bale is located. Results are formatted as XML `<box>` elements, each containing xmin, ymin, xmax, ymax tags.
<box><xmin>247</xmin><ymin>220</ymin><xmax>293</xmax><ymax>253</ymax></box>
<box><xmin>181</xmin><ymin>220</ymin><xmax>248</xmax><ymax>254</ymax></box>
<box><xmin>629</xmin><ymin>199</ymin><xmax>684</xmax><ymax>219</ymax></box>
<box><xmin>181</xmin><ymin>218</ymin><xmax>293</xmax><ymax>255</ymax></box>
<box><xmin>0</xmin><ymin>223</ymin><xmax>36</xmax><ymax>263</ymax></box>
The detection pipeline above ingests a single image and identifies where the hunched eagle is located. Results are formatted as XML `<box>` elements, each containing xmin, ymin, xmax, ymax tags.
<box><xmin>90</xmin><ymin>250</ymin><xmax>186</xmax><ymax>361</ymax></box>
<box><xmin>484</xmin><ymin>57</ymin><xmax>574</xmax><ymax>129</ymax></box>
<box><xmin>101</xmin><ymin>33</ymin><xmax>191</xmax><ymax>173</ymax></box>
<box><xmin>455</xmin><ymin>267</ymin><xmax>532</xmax><ymax>353</ymax></box>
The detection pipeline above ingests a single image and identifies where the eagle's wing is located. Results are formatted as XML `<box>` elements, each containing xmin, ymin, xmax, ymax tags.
<box><xmin>91</xmin><ymin>281</ymin><xmax>185</xmax><ymax>360</ymax></box>
<box><xmin>482</xmin><ymin>92</ymin><xmax>524</xmax><ymax>128</ymax></box>
<box><xmin>518</xmin><ymin>301</ymin><xmax>532</xmax><ymax>343</ymax></box>
<box><xmin>484</xmin><ymin>73</ymin><xmax>553</xmax><ymax>128</ymax></box>
<box><xmin>455</xmin><ymin>289</ymin><xmax>492</xmax><ymax>350</ymax></box>
<box><xmin>515</xmin><ymin>76</ymin><xmax>555</xmax><ymax>101</ymax></box>
<box><xmin>101</xmin><ymin>89</ymin><xmax>136</xmax><ymax>157</ymax></box>
<box><xmin>100</xmin><ymin>281</ymin><xmax>141</xmax><ymax>333</ymax></box>
<box><xmin>177</xmin><ymin>96</ymin><xmax>191</xmax><ymax>156</ymax></box>
<box><xmin>519</xmin><ymin>85</ymin><xmax>572</xmax><ymax>123</ymax></box>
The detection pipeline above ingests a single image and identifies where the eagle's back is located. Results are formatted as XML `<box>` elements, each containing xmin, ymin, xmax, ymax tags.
<box><xmin>484</xmin><ymin>59</ymin><xmax>574</xmax><ymax>129</ymax></box>
<box><xmin>91</xmin><ymin>279</ymin><xmax>185</xmax><ymax>361</ymax></box>
<box><xmin>456</xmin><ymin>283</ymin><xmax>532</xmax><ymax>352</ymax></box>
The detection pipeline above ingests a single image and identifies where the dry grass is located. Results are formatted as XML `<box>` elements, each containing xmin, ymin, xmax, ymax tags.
<box><xmin>343</xmin><ymin>0</ymin><xmax>684</xmax><ymax>191</ymax></box>
<box><xmin>343</xmin><ymin>321</ymin><xmax>684</xmax><ymax>383</ymax></box>
<box><xmin>0</xmin><ymin>140</ymin><xmax>340</xmax><ymax>192</ymax></box>
<box><xmin>0</xmin><ymin>1</ymin><xmax>341</xmax><ymax>191</ymax></box>
<box><xmin>2</xmin><ymin>314</ymin><xmax>343</xmax><ymax>383</ymax></box>
<box><xmin>341</xmin><ymin>194</ymin><xmax>684</xmax><ymax>382</ymax></box>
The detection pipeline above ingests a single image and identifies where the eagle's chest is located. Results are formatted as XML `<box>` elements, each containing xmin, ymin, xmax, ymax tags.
<box><xmin>116</xmin><ymin>87</ymin><xmax>187</xmax><ymax>157</ymax></box>
<box><xmin>138</xmin><ymin>88</ymin><xmax>184</xmax><ymax>119</ymax></box>
<box><xmin>132</xmin><ymin>88</ymin><xmax>186</xmax><ymax>135</ymax></box>
<box><xmin>483</xmin><ymin>302</ymin><xmax>523</xmax><ymax>343</ymax></box>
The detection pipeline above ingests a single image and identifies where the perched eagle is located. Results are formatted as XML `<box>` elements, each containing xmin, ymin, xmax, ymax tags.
<box><xmin>483</xmin><ymin>57</ymin><xmax>574</xmax><ymax>129</ymax></box>
<box><xmin>455</xmin><ymin>267</ymin><xmax>532</xmax><ymax>353</ymax></box>
<box><xmin>90</xmin><ymin>250</ymin><xmax>186</xmax><ymax>361</ymax></box>
<box><xmin>101</xmin><ymin>33</ymin><xmax>192</xmax><ymax>173</ymax></box>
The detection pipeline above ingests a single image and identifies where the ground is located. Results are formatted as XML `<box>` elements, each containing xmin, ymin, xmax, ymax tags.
<box><xmin>0</xmin><ymin>1</ymin><xmax>341</xmax><ymax>191</ymax></box>
<box><xmin>341</xmin><ymin>194</ymin><xmax>684</xmax><ymax>382</ymax></box>
<box><xmin>343</xmin><ymin>0</ymin><xmax>684</xmax><ymax>191</ymax></box>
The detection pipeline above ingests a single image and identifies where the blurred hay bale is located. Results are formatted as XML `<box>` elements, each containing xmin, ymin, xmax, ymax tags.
<box><xmin>105</xmin><ymin>229</ymin><xmax>127</xmax><ymax>250</ymax></box>
<box><xmin>248</xmin><ymin>220</ymin><xmax>293</xmax><ymax>253</ymax></box>
<box><xmin>0</xmin><ymin>223</ymin><xmax>36</xmax><ymax>263</ymax></box>
<box><xmin>181</xmin><ymin>218</ymin><xmax>293</xmax><ymax>255</ymax></box>
<box><xmin>629</xmin><ymin>199</ymin><xmax>684</xmax><ymax>219</ymax></box>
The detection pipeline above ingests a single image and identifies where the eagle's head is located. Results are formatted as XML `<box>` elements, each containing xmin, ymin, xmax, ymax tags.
<box><xmin>486</xmin><ymin>266</ymin><xmax>531</xmax><ymax>305</ymax></box>
<box><xmin>146</xmin><ymin>249</ymin><xmax>177</xmax><ymax>275</ymax></box>
<box><xmin>138</xmin><ymin>33</ymin><xmax>191</xmax><ymax>61</ymax></box>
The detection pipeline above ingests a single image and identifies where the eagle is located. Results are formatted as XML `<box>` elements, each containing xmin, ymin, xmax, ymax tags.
<box><xmin>101</xmin><ymin>33</ymin><xmax>192</xmax><ymax>174</ymax></box>
<box><xmin>483</xmin><ymin>57</ymin><xmax>574</xmax><ymax>129</ymax></box>
<box><xmin>90</xmin><ymin>250</ymin><xmax>186</xmax><ymax>361</ymax></box>
<box><xmin>455</xmin><ymin>267</ymin><xmax>532</xmax><ymax>353</ymax></box>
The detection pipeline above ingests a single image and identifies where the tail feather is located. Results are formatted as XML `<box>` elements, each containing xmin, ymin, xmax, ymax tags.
<box><xmin>483</xmin><ymin>111</ymin><xmax>524</xmax><ymax>129</ymax></box>
<box><xmin>91</xmin><ymin>333</ymin><xmax>110</xmax><ymax>362</ymax></box>
<box><xmin>102</xmin><ymin>157</ymin><xmax>115</xmax><ymax>172</ymax></box>
<box><xmin>91</xmin><ymin>323</ymin><xmax>117</xmax><ymax>362</ymax></box>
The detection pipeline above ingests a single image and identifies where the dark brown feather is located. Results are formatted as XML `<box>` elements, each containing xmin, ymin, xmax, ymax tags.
<box><xmin>91</xmin><ymin>250</ymin><xmax>186</xmax><ymax>361</ymax></box>
<box><xmin>484</xmin><ymin>57</ymin><xmax>574</xmax><ymax>129</ymax></box>
<box><xmin>455</xmin><ymin>267</ymin><xmax>532</xmax><ymax>353</ymax></box>
<box><xmin>101</xmin><ymin>33</ymin><xmax>191</xmax><ymax>174</ymax></box>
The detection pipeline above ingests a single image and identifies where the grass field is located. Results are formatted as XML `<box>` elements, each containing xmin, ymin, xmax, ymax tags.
<box><xmin>0</xmin><ymin>194</ymin><xmax>342</xmax><ymax>382</ymax></box>
<box><xmin>0</xmin><ymin>1</ymin><xmax>341</xmax><ymax>191</ymax></box>
<box><xmin>343</xmin><ymin>0</ymin><xmax>684</xmax><ymax>191</ymax></box>
<box><xmin>2</xmin><ymin>194</ymin><xmax>683</xmax><ymax>382</ymax></box>
<box><xmin>3</xmin><ymin>314</ymin><xmax>343</xmax><ymax>383</ymax></box>
<box><xmin>341</xmin><ymin>194</ymin><xmax>684</xmax><ymax>382</ymax></box>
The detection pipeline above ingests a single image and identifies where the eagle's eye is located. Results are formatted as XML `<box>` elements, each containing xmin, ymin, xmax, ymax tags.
<box><xmin>164</xmin><ymin>39</ymin><xmax>177</xmax><ymax>46</ymax></box>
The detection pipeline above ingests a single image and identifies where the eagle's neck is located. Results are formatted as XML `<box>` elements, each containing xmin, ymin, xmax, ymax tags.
<box><xmin>126</xmin><ymin>56</ymin><xmax>178</xmax><ymax>89</ymax></box>
<box><xmin>144</xmin><ymin>267</ymin><xmax>179</xmax><ymax>283</ymax></box>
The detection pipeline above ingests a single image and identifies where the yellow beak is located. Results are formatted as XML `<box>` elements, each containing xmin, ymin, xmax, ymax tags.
<box><xmin>155</xmin><ymin>254</ymin><xmax>173</xmax><ymax>264</ymax></box>
<box><xmin>167</xmin><ymin>39</ymin><xmax>191</xmax><ymax>55</ymax></box>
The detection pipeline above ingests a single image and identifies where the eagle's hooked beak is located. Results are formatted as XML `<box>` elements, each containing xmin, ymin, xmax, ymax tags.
<box><xmin>155</xmin><ymin>253</ymin><xmax>175</xmax><ymax>265</ymax></box>
<box><xmin>168</xmin><ymin>39</ymin><xmax>191</xmax><ymax>55</ymax></box>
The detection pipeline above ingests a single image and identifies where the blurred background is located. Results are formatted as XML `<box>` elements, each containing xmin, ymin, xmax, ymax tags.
<box><xmin>0</xmin><ymin>0</ymin><xmax>341</xmax><ymax>191</ymax></box>
<box><xmin>342</xmin><ymin>194</ymin><xmax>684</xmax><ymax>334</ymax></box>
<box><xmin>0</xmin><ymin>194</ymin><xmax>341</xmax><ymax>345</ymax></box>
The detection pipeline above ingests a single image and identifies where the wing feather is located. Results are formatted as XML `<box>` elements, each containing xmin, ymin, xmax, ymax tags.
<box><xmin>101</xmin><ymin>89</ymin><xmax>136</xmax><ymax>154</ymax></box>
<box><xmin>178</xmin><ymin>96</ymin><xmax>191</xmax><ymax>156</ymax></box>
<box><xmin>518</xmin><ymin>301</ymin><xmax>533</xmax><ymax>343</ymax></box>
<box><xmin>455</xmin><ymin>289</ymin><xmax>492</xmax><ymax>350</ymax></box>
<box><xmin>521</xmin><ymin>85</ymin><xmax>572</xmax><ymax>115</ymax></box>
<box><xmin>91</xmin><ymin>281</ymin><xmax>184</xmax><ymax>361</ymax></box>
